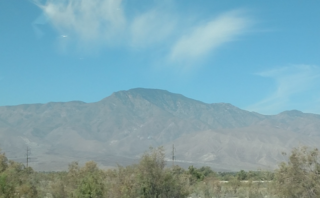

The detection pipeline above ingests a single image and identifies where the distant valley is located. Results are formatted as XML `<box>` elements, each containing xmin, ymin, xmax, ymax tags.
<box><xmin>1</xmin><ymin>88</ymin><xmax>320</xmax><ymax>171</ymax></box>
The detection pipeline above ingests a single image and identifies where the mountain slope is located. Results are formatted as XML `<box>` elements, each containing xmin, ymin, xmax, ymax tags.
<box><xmin>0</xmin><ymin>88</ymin><xmax>319</xmax><ymax>171</ymax></box>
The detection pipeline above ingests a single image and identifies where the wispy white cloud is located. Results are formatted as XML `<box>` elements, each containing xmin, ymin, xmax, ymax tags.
<box><xmin>169</xmin><ymin>10</ymin><xmax>251</xmax><ymax>63</ymax></box>
<box><xmin>130</xmin><ymin>9</ymin><xmax>177</xmax><ymax>48</ymax></box>
<box><xmin>34</xmin><ymin>0</ymin><xmax>126</xmax><ymax>43</ymax></box>
<box><xmin>247</xmin><ymin>65</ymin><xmax>320</xmax><ymax>114</ymax></box>
<box><xmin>34</xmin><ymin>1</ymin><xmax>253</xmax><ymax>67</ymax></box>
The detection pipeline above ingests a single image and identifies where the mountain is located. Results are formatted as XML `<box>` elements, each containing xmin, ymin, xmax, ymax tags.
<box><xmin>0</xmin><ymin>88</ymin><xmax>320</xmax><ymax>171</ymax></box>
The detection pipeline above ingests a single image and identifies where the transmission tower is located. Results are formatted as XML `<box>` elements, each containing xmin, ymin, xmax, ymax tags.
<box><xmin>26</xmin><ymin>146</ymin><xmax>31</xmax><ymax>168</ymax></box>
<box><xmin>172</xmin><ymin>144</ymin><xmax>175</xmax><ymax>167</ymax></box>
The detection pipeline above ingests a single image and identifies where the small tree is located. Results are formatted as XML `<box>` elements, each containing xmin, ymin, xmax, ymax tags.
<box><xmin>66</xmin><ymin>161</ymin><xmax>106</xmax><ymax>198</ymax></box>
<box><xmin>135</xmin><ymin>147</ymin><xmax>189</xmax><ymax>198</ymax></box>
<box><xmin>0</xmin><ymin>151</ymin><xmax>8</xmax><ymax>173</ymax></box>
<box><xmin>273</xmin><ymin>146</ymin><xmax>320</xmax><ymax>197</ymax></box>
<box><xmin>237</xmin><ymin>170</ymin><xmax>247</xmax><ymax>180</ymax></box>
<box><xmin>188</xmin><ymin>166</ymin><xmax>204</xmax><ymax>184</ymax></box>
<box><xmin>0</xmin><ymin>150</ymin><xmax>38</xmax><ymax>198</ymax></box>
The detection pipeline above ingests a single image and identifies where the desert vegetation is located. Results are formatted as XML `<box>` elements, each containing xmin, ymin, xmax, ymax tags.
<box><xmin>0</xmin><ymin>146</ymin><xmax>319</xmax><ymax>198</ymax></box>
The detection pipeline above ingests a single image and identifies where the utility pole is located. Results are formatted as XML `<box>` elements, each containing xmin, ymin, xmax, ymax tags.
<box><xmin>172</xmin><ymin>144</ymin><xmax>175</xmax><ymax>167</ymax></box>
<box><xmin>26</xmin><ymin>146</ymin><xmax>31</xmax><ymax>168</ymax></box>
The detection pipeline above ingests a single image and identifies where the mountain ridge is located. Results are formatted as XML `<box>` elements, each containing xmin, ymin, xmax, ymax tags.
<box><xmin>0</xmin><ymin>88</ymin><xmax>319</xmax><ymax>171</ymax></box>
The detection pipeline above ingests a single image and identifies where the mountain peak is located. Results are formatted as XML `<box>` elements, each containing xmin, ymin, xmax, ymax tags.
<box><xmin>116</xmin><ymin>88</ymin><xmax>181</xmax><ymax>98</ymax></box>
<box><xmin>107</xmin><ymin>88</ymin><xmax>201</xmax><ymax>105</ymax></box>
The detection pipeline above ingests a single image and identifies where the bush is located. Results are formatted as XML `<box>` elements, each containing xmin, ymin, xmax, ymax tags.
<box><xmin>273</xmin><ymin>146</ymin><xmax>320</xmax><ymax>197</ymax></box>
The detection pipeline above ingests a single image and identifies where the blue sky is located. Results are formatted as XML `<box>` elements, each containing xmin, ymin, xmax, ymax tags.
<box><xmin>0</xmin><ymin>0</ymin><xmax>319</xmax><ymax>115</ymax></box>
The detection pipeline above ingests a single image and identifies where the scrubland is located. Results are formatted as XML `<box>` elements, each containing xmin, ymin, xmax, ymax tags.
<box><xmin>0</xmin><ymin>146</ymin><xmax>319</xmax><ymax>198</ymax></box>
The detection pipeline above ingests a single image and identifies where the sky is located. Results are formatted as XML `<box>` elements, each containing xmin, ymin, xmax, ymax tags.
<box><xmin>0</xmin><ymin>0</ymin><xmax>319</xmax><ymax>115</ymax></box>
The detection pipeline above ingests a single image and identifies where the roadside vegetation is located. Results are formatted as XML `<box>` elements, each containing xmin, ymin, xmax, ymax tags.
<box><xmin>0</xmin><ymin>146</ymin><xmax>319</xmax><ymax>198</ymax></box>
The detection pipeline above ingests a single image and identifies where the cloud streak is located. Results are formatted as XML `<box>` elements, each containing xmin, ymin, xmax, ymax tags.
<box><xmin>247</xmin><ymin>65</ymin><xmax>320</xmax><ymax>114</ymax></box>
<box><xmin>169</xmin><ymin>10</ymin><xmax>251</xmax><ymax>63</ymax></box>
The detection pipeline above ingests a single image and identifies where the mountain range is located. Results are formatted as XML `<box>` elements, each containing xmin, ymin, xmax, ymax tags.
<box><xmin>1</xmin><ymin>88</ymin><xmax>320</xmax><ymax>171</ymax></box>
